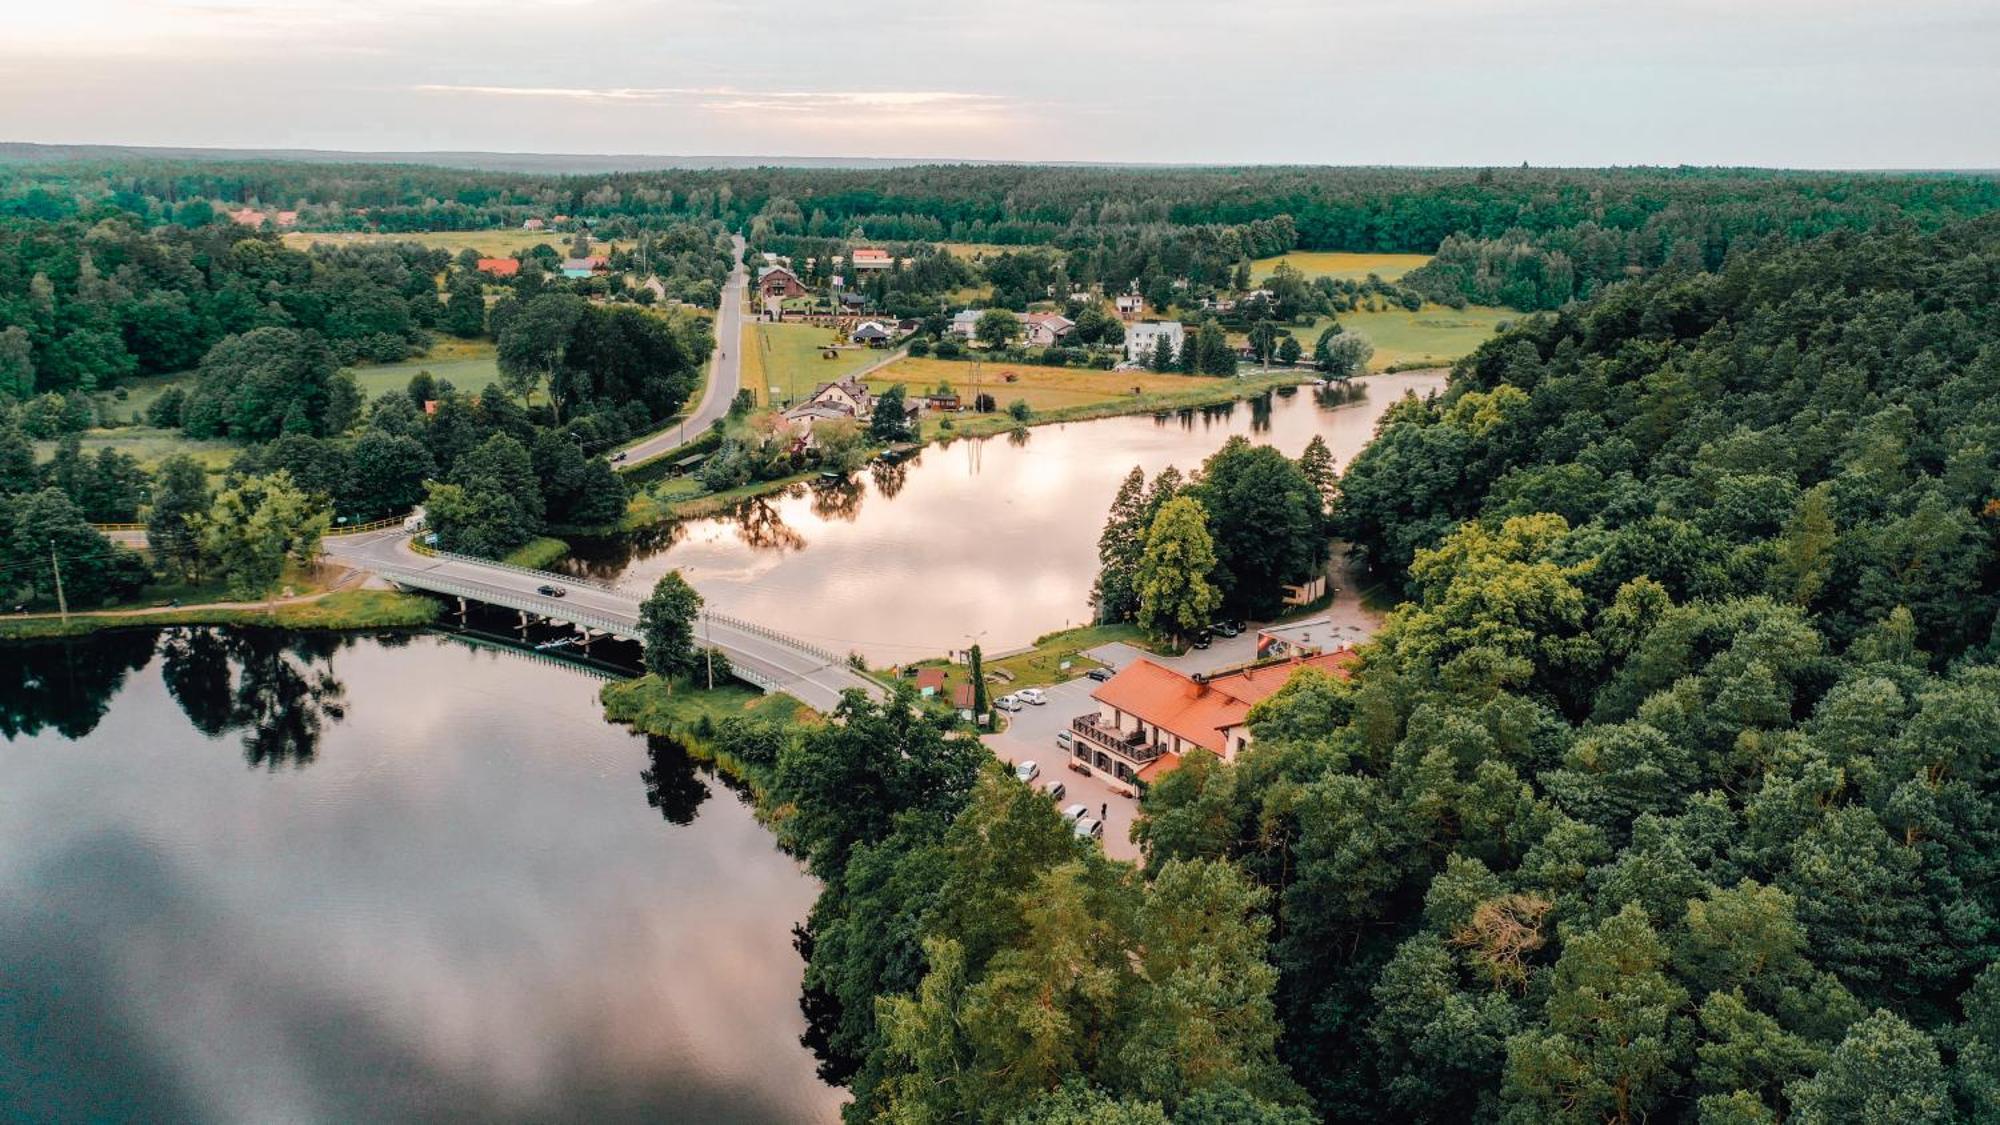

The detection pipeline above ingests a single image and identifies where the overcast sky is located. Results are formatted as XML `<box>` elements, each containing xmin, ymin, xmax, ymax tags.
<box><xmin>3</xmin><ymin>0</ymin><xmax>1995</xmax><ymax>167</ymax></box>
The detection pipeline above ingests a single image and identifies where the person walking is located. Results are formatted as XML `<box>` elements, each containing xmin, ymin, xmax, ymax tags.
<box><xmin>1100</xmin><ymin>803</ymin><xmax>1107</xmax><ymax>821</ymax></box>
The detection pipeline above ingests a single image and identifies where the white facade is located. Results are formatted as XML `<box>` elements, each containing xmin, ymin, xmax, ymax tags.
<box><xmin>1124</xmin><ymin>321</ymin><xmax>1185</xmax><ymax>364</ymax></box>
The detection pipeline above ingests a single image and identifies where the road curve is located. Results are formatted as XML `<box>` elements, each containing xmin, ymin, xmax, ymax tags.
<box><xmin>617</xmin><ymin>233</ymin><xmax>747</xmax><ymax>469</ymax></box>
<box><xmin>323</xmin><ymin>529</ymin><xmax>883</xmax><ymax>713</ymax></box>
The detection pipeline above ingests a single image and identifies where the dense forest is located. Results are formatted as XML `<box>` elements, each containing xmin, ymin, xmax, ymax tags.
<box><xmin>8</xmin><ymin>160</ymin><xmax>1998</xmax><ymax>310</ymax></box>
<box><xmin>690</xmin><ymin>217</ymin><xmax>2000</xmax><ymax>1123</ymax></box>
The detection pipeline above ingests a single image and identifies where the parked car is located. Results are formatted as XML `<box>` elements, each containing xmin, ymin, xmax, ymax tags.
<box><xmin>1086</xmin><ymin>666</ymin><xmax>1114</xmax><ymax>682</ymax></box>
<box><xmin>1062</xmin><ymin>803</ymin><xmax>1090</xmax><ymax>824</ymax></box>
<box><xmin>1073</xmin><ymin>817</ymin><xmax>1104</xmax><ymax>840</ymax></box>
<box><xmin>1212</xmin><ymin>621</ymin><xmax>1242</xmax><ymax>638</ymax></box>
<box><xmin>1042</xmin><ymin>781</ymin><xmax>1067</xmax><ymax>802</ymax></box>
<box><xmin>1016</xmin><ymin>687</ymin><xmax>1048</xmax><ymax>706</ymax></box>
<box><xmin>1056</xmin><ymin>729</ymin><xmax>1075</xmax><ymax>751</ymax></box>
<box><xmin>611</xmin><ymin>451</ymin><xmax>628</xmax><ymax>463</ymax></box>
<box><xmin>995</xmin><ymin>694</ymin><xmax>1024</xmax><ymax>712</ymax></box>
<box><xmin>1014</xmin><ymin>760</ymin><xmax>1040</xmax><ymax>783</ymax></box>
<box><xmin>536</xmin><ymin>584</ymin><xmax>567</xmax><ymax>598</ymax></box>
<box><xmin>1191</xmin><ymin>630</ymin><xmax>1212</xmax><ymax>650</ymax></box>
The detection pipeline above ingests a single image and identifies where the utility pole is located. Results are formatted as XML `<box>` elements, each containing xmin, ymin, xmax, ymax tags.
<box><xmin>48</xmin><ymin>540</ymin><xmax>68</xmax><ymax>627</ymax></box>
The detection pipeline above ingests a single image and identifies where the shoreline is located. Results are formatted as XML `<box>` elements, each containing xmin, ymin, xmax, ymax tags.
<box><xmin>625</xmin><ymin>368</ymin><xmax>1328</xmax><ymax>526</ymax></box>
<box><xmin>0</xmin><ymin>585</ymin><xmax>440</xmax><ymax>640</ymax></box>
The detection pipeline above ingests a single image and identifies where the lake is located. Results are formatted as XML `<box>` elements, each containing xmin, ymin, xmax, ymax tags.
<box><xmin>566</xmin><ymin>370</ymin><xmax>1448</xmax><ymax>664</ymax></box>
<box><xmin>0</xmin><ymin>630</ymin><xmax>843</xmax><ymax>1124</ymax></box>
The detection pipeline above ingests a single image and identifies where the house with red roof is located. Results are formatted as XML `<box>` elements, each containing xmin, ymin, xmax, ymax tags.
<box><xmin>1067</xmin><ymin>650</ymin><xmax>1357</xmax><ymax>786</ymax></box>
<box><xmin>849</xmin><ymin>247</ymin><xmax>894</xmax><ymax>270</ymax></box>
<box><xmin>475</xmin><ymin>257</ymin><xmax>520</xmax><ymax>278</ymax></box>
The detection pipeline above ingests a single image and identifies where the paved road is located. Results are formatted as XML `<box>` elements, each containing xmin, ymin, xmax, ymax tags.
<box><xmin>322</xmin><ymin>529</ymin><xmax>883</xmax><ymax>714</ymax></box>
<box><xmin>616</xmin><ymin>233</ymin><xmax>747</xmax><ymax>469</ymax></box>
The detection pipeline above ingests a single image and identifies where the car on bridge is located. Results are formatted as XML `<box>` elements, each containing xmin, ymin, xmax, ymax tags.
<box><xmin>536</xmin><ymin>584</ymin><xmax>567</xmax><ymax>598</ymax></box>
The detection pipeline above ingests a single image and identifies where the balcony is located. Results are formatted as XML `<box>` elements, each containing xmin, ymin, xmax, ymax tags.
<box><xmin>1070</xmin><ymin>713</ymin><xmax>1167</xmax><ymax>765</ymax></box>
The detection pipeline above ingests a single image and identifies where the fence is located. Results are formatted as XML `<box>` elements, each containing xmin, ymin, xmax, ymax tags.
<box><xmin>699</xmin><ymin>608</ymin><xmax>841</xmax><ymax>666</ymax></box>
<box><xmin>326</xmin><ymin>514</ymin><xmax>411</xmax><ymax>537</ymax></box>
<box><xmin>421</xmin><ymin>548</ymin><xmax>621</xmax><ymax>592</ymax></box>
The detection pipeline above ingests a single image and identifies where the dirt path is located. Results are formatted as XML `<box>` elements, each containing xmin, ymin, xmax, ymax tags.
<box><xmin>5</xmin><ymin>567</ymin><xmax>367</xmax><ymax>624</ymax></box>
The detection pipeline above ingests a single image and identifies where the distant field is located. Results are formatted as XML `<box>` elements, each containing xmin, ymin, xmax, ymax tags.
<box><xmin>345</xmin><ymin>338</ymin><xmax>505</xmax><ymax>399</ymax></box>
<box><xmin>1251</xmin><ymin>251</ymin><xmax>1432</xmax><ymax>283</ymax></box>
<box><xmin>746</xmin><ymin>321</ymin><xmax>883</xmax><ymax>407</ymax></box>
<box><xmin>281</xmin><ymin>229</ymin><xmax>630</xmax><ymax>258</ymax></box>
<box><xmin>936</xmin><ymin>242</ymin><xmax>1039</xmax><ymax>261</ymax></box>
<box><xmin>33</xmin><ymin>428</ymin><xmax>237</xmax><ymax>472</ymax></box>
<box><xmin>870</xmin><ymin>357</ymin><xmax>1227</xmax><ymax>413</ymax></box>
<box><xmin>1273</xmin><ymin>304</ymin><xmax>1518</xmax><ymax>371</ymax></box>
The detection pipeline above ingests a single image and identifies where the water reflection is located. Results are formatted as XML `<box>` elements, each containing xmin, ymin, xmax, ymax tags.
<box><xmin>576</xmin><ymin>371</ymin><xmax>1448</xmax><ymax>662</ymax></box>
<box><xmin>808</xmin><ymin>478</ymin><xmax>865</xmax><ymax>523</ymax></box>
<box><xmin>0</xmin><ymin>633</ymin><xmax>843</xmax><ymax>1123</ymax></box>
<box><xmin>0</xmin><ymin>630</ymin><xmax>156</xmax><ymax>740</ymax></box>
<box><xmin>642</xmin><ymin>735</ymin><xmax>712</xmax><ymax>826</ymax></box>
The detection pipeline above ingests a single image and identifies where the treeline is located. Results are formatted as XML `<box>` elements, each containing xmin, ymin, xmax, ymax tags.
<box><xmin>1124</xmin><ymin>217</ymin><xmax>2000</xmax><ymax>1121</ymax></box>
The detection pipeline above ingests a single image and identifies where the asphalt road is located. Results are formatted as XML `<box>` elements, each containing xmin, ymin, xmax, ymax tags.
<box><xmin>616</xmin><ymin>232</ymin><xmax>747</xmax><ymax>469</ymax></box>
<box><xmin>323</xmin><ymin>529</ymin><xmax>882</xmax><ymax>714</ymax></box>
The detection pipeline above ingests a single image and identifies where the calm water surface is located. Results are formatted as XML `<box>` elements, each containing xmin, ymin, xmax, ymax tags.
<box><xmin>568</xmin><ymin>371</ymin><xmax>1447</xmax><ymax>662</ymax></box>
<box><xmin>0</xmin><ymin>630</ymin><xmax>842</xmax><ymax>1124</ymax></box>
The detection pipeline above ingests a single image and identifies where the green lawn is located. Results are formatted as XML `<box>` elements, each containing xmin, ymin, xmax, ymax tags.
<box><xmin>1267</xmin><ymin>304</ymin><xmax>1520</xmax><ymax>371</ymax></box>
<box><xmin>345</xmin><ymin>339</ymin><xmax>505</xmax><ymax>400</ymax></box>
<box><xmin>746</xmin><ymin>321</ymin><xmax>887</xmax><ymax>408</ymax></box>
<box><xmin>1250</xmin><ymin>251</ymin><xmax>1432</xmax><ymax>283</ymax></box>
<box><xmin>33</xmin><ymin>427</ymin><xmax>238</xmax><ymax>471</ymax></box>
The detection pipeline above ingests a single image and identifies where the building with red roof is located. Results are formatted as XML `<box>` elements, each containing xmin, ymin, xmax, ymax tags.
<box><xmin>475</xmin><ymin>257</ymin><xmax>520</xmax><ymax>278</ymax></box>
<box><xmin>1067</xmin><ymin>650</ymin><xmax>1357</xmax><ymax>786</ymax></box>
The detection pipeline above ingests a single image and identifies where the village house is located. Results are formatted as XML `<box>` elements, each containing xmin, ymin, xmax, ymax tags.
<box><xmin>851</xmin><ymin>321</ymin><xmax>893</xmax><ymax>346</ymax></box>
<box><xmin>475</xmin><ymin>257</ymin><xmax>520</xmax><ymax>278</ymax></box>
<box><xmin>1115</xmin><ymin>293</ymin><xmax>1145</xmax><ymax>319</ymax></box>
<box><xmin>781</xmin><ymin>375</ymin><xmax>875</xmax><ymax>426</ymax></box>
<box><xmin>849</xmin><ymin>247</ymin><xmax>894</xmax><ymax>270</ymax></box>
<box><xmin>949</xmin><ymin>309</ymin><xmax>983</xmax><ymax>338</ymax></box>
<box><xmin>758</xmin><ymin>265</ymin><xmax>809</xmax><ymax>299</ymax></box>
<box><xmin>523</xmin><ymin>218</ymin><xmax>546</xmax><ymax>231</ymax></box>
<box><xmin>1067</xmin><ymin>651</ymin><xmax>1357</xmax><ymax>787</ymax></box>
<box><xmin>1022</xmin><ymin>311</ymin><xmax>1075</xmax><ymax>347</ymax></box>
<box><xmin>561</xmin><ymin>255</ymin><xmax>610</xmax><ymax>279</ymax></box>
<box><xmin>1125</xmin><ymin>320</ymin><xmax>1185</xmax><ymax>364</ymax></box>
<box><xmin>637</xmin><ymin>275</ymin><xmax>669</xmax><ymax>302</ymax></box>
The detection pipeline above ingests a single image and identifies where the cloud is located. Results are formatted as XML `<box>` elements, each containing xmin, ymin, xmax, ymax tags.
<box><xmin>409</xmin><ymin>83</ymin><xmax>1023</xmax><ymax>134</ymax></box>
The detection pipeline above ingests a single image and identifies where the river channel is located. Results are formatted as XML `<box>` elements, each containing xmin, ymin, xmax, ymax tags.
<box><xmin>0</xmin><ymin>630</ymin><xmax>844</xmax><ymax>1123</ymax></box>
<box><xmin>564</xmin><ymin>369</ymin><xmax>1447</xmax><ymax>663</ymax></box>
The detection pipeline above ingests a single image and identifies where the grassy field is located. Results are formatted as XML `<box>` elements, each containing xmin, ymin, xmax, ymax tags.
<box><xmin>33</xmin><ymin>427</ymin><xmax>238</xmax><ymax>471</ymax></box>
<box><xmin>745</xmin><ymin>321</ymin><xmax>886</xmax><ymax>407</ymax></box>
<box><xmin>936</xmin><ymin>242</ymin><xmax>1039</xmax><ymax>261</ymax></box>
<box><xmin>345</xmin><ymin>338</ymin><xmax>506</xmax><ymax>399</ymax></box>
<box><xmin>281</xmin><ymin>230</ymin><xmax>630</xmax><ymax>258</ymax></box>
<box><xmin>1250</xmin><ymin>304</ymin><xmax>1518</xmax><ymax>371</ymax></box>
<box><xmin>870</xmin><ymin>357</ymin><xmax>1233</xmax><ymax>414</ymax></box>
<box><xmin>1250</xmin><ymin>251</ymin><xmax>1432</xmax><ymax>283</ymax></box>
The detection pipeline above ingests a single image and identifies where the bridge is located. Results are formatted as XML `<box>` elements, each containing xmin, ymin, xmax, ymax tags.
<box><xmin>320</xmin><ymin>529</ymin><xmax>884</xmax><ymax>713</ymax></box>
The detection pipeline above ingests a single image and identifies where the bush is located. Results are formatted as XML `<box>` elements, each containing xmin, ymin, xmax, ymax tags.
<box><xmin>907</xmin><ymin>338</ymin><xmax>932</xmax><ymax>357</ymax></box>
<box><xmin>1008</xmin><ymin>399</ymin><xmax>1032</xmax><ymax>422</ymax></box>
<box><xmin>933</xmin><ymin>338</ymin><xmax>962</xmax><ymax>359</ymax></box>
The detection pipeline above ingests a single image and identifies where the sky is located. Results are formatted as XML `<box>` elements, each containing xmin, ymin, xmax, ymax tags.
<box><xmin>1</xmin><ymin>0</ymin><xmax>1996</xmax><ymax>167</ymax></box>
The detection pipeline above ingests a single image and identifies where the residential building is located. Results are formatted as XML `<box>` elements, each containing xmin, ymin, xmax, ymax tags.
<box><xmin>950</xmin><ymin>309</ymin><xmax>983</xmax><ymax>338</ymax></box>
<box><xmin>1023</xmin><ymin>312</ymin><xmax>1076</xmax><ymax>347</ymax></box>
<box><xmin>1115</xmin><ymin>293</ymin><xmax>1145</xmax><ymax>319</ymax></box>
<box><xmin>1254</xmin><ymin>617</ymin><xmax>1343</xmax><ymax>660</ymax></box>
<box><xmin>1125</xmin><ymin>320</ymin><xmax>1185</xmax><ymax>364</ymax></box>
<box><xmin>475</xmin><ymin>257</ymin><xmax>520</xmax><ymax>278</ymax></box>
<box><xmin>523</xmin><ymin>218</ymin><xmax>546</xmax><ymax>231</ymax></box>
<box><xmin>561</xmin><ymin>255</ymin><xmax>609</xmax><ymax>279</ymax></box>
<box><xmin>850</xmin><ymin>247</ymin><xmax>894</xmax><ymax>270</ymax></box>
<box><xmin>758</xmin><ymin>265</ymin><xmax>809</xmax><ymax>298</ymax></box>
<box><xmin>851</xmin><ymin>321</ymin><xmax>892</xmax><ymax>345</ymax></box>
<box><xmin>781</xmin><ymin>375</ymin><xmax>875</xmax><ymax>430</ymax></box>
<box><xmin>1067</xmin><ymin>651</ymin><xmax>1357</xmax><ymax>787</ymax></box>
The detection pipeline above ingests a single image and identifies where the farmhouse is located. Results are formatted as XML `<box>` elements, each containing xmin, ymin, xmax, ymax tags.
<box><xmin>851</xmin><ymin>321</ymin><xmax>893</xmax><ymax>345</ymax></box>
<box><xmin>1125</xmin><ymin>320</ymin><xmax>1185</xmax><ymax>364</ymax></box>
<box><xmin>1022</xmin><ymin>311</ymin><xmax>1075</xmax><ymax>347</ymax></box>
<box><xmin>850</xmin><ymin>247</ymin><xmax>894</xmax><ymax>270</ymax></box>
<box><xmin>1067</xmin><ymin>651</ymin><xmax>1357</xmax><ymax>786</ymax></box>
<box><xmin>782</xmin><ymin>375</ymin><xmax>875</xmax><ymax>427</ymax></box>
<box><xmin>475</xmin><ymin>257</ymin><xmax>520</xmax><ymax>278</ymax></box>
<box><xmin>758</xmin><ymin>265</ymin><xmax>809</xmax><ymax>298</ymax></box>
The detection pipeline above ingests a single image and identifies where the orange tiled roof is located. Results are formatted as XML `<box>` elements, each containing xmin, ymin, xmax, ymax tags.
<box><xmin>475</xmin><ymin>257</ymin><xmax>520</xmax><ymax>277</ymax></box>
<box><xmin>1090</xmin><ymin>650</ymin><xmax>1356</xmax><ymax>754</ymax></box>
